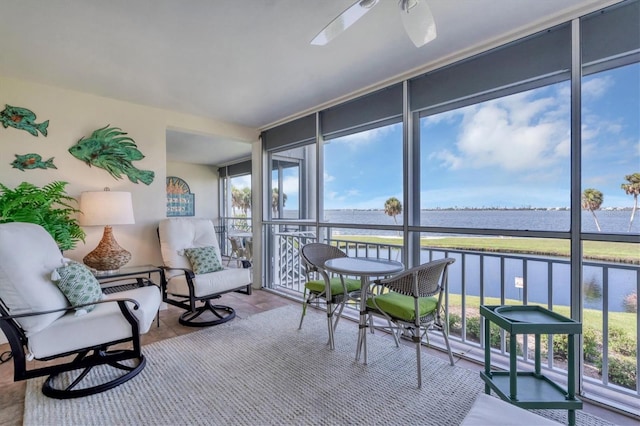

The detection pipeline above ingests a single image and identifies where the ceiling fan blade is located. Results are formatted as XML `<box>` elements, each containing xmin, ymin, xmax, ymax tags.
<box><xmin>311</xmin><ymin>0</ymin><xmax>380</xmax><ymax>46</ymax></box>
<box><xmin>399</xmin><ymin>0</ymin><xmax>437</xmax><ymax>48</ymax></box>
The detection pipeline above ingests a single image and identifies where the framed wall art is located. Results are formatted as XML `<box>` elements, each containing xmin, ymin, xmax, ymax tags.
<box><xmin>166</xmin><ymin>176</ymin><xmax>195</xmax><ymax>217</ymax></box>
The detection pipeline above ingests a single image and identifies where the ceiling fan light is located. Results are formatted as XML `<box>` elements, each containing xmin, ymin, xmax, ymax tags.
<box><xmin>400</xmin><ymin>0</ymin><xmax>437</xmax><ymax>48</ymax></box>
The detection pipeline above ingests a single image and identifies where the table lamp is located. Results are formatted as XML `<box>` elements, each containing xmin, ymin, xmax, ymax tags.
<box><xmin>79</xmin><ymin>188</ymin><xmax>135</xmax><ymax>274</ymax></box>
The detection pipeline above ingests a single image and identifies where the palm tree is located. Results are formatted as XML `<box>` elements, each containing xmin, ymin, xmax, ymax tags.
<box><xmin>231</xmin><ymin>186</ymin><xmax>243</xmax><ymax>216</ymax></box>
<box><xmin>272</xmin><ymin>188</ymin><xmax>287</xmax><ymax>218</ymax></box>
<box><xmin>581</xmin><ymin>188</ymin><xmax>604</xmax><ymax>232</ymax></box>
<box><xmin>621</xmin><ymin>172</ymin><xmax>640</xmax><ymax>232</ymax></box>
<box><xmin>384</xmin><ymin>197</ymin><xmax>402</xmax><ymax>225</ymax></box>
<box><xmin>240</xmin><ymin>187</ymin><xmax>251</xmax><ymax>215</ymax></box>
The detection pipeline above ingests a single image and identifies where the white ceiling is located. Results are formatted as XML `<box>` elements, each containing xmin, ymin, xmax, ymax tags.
<box><xmin>0</xmin><ymin>0</ymin><xmax>617</xmax><ymax>166</ymax></box>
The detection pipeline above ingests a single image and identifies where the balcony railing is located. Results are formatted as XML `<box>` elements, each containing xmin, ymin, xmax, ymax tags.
<box><xmin>270</xmin><ymin>230</ymin><xmax>639</xmax><ymax>412</ymax></box>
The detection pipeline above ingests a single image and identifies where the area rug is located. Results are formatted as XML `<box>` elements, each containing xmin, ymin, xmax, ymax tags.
<box><xmin>24</xmin><ymin>305</ymin><xmax>613</xmax><ymax>425</ymax></box>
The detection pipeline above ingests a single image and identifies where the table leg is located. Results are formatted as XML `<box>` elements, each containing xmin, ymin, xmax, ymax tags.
<box><xmin>355</xmin><ymin>276</ymin><xmax>368</xmax><ymax>363</ymax></box>
<box><xmin>483</xmin><ymin>315</ymin><xmax>491</xmax><ymax>394</ymax></box>
<box><xmin>509</xmin><ymin>332</ymin><xmax>518</xmax><ymax>401</ymax></box>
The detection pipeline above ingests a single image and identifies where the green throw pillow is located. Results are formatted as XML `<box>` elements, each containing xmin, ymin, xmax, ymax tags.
<box><xmin>184</xmin><ymin>246</ymin><xmax>223</xmax><ymax>274</ymax></box>
<box><xmin>52</xmin><ymin>261</ymin><xmax>104</xmax><ymax>315</ymax></box>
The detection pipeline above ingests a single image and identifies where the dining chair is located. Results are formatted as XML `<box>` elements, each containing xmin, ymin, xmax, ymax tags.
<box><xmin>226</xmin><ymin>236</ymin><xmax>249</xmax><ymax>267</ymax></box>
<box><xmin>298</xmin><ymin>242</ymin><xmax>360</xmax><ymax>349</ymax></box>
<box><xmin>365</xmin><ymin>257</ymin><xmax>456</xmax><ymax>388</ymax></box>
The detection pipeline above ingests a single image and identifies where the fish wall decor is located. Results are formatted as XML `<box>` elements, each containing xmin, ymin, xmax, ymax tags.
<box><xmin>68</xmin><ymin>125</ymin><xmax>155</xmax><ymax>185</ymax></box>
<box><xmin>11</xmin><ymin>153</ymin><xmax>57</xmax><ymax>171</ymax></box>
<box><xmin>0</xmin><ymin>105</ymin><xmax>49</xmax><ymax>136</ymax></box>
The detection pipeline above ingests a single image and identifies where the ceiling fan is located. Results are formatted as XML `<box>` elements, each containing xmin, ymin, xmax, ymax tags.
<box><xmin>311</xmin><ymin>0</ymin><xmax>437</xmax><ymax>48</ymax></box>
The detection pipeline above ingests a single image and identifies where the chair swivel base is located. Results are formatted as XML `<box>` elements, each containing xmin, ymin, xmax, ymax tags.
<box><xmin>41</xmin><ymin>349</ymin><xmax>146</xmax><ymax>399</ymax></box>
<box><xmin>179</xmin><ymin>299</ymin><xmax>236</xmax><ymax>327</ymax></box>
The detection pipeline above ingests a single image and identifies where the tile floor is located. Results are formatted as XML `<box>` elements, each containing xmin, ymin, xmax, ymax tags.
<box><xmin>0</xmin><ymin>289</ymin><xmax>636</xmax><ymax>425</ymax></box>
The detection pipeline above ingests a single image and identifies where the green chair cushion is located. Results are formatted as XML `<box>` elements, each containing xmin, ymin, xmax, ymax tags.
<box><xmin>305</xmin><ymin>277</ymin><xmax>360</xmax><ymax>296</ymax></box>
<box><xmin>366</xmin><ymin>291</ymin><xmax>437</xmax><ymax>322</ymax></box>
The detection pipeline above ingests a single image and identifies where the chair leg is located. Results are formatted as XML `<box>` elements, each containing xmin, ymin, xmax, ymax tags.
<box><xmin>41</xmin><ymin>348</ymin><xmax>146</xmax><ymax>399</ymax></box>
<box><xmin>441</xmin><ymin>325</ymin><xmax>455</xmax><ymax>366</ymax></box>
<box><xmin>326</xmin><ymin>302</ymin><xmax>335</xmax><ymax>350</ymax></box>
<box><xmin>298</xmin><ymin>291</ymin><xmax>310</xmax><ymax>330</ymax></box>
<box><xmin>414</xmin><ymin>332</ymin><xmax>422</xmax><ymax>388</ymax></box>
<box><xmin>332</xmin><ymin>299</ymin><xmax>347</xmax><ymax>331</ymax></box>
<box><xmin>388</xmin><ymin>320</ymin><xmax>400</xmax><ymax>347</ymax></box>
<box><xmin>178</xmin><ymin>300</ymin><xmax>235</xmax><ymax>327</ymax></box>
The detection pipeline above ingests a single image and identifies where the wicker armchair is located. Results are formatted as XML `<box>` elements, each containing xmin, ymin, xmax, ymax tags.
<box><xmin>365</xmin><ymin>257</ymin><xmax>456</xmax><ymax>388</ymax></box>
<box><xmin>298</xmin><ymin>243</ymin><xmax>360</xmax><ymax>349</ymax></box>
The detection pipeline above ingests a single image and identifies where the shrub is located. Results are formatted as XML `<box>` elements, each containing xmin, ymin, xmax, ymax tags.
<box><xmin>547</xmin><ymin>327</ymin><xmax>600</xmax><ymax>362</ymax></box>
<box><xmin>622</xmin><ymin>291</ymin><xmax>637</xmax><ymax>313</ymax></box>
<box><xmin>604</xmin><ymin>356</ymin><xmax>637</xmax><ymax>390</ymax></box>
<box><xmin>583</xmin><ymin>327</ymin><xmax>601</xmax><ymax>362</ymax></box>
<box><xmin>609</xmin><ymin>327</ymin><xmax>637</xmax><ymax>358</ymax></box>
<box><xmin>466</xmin><ymin>316</ymin><xmax>522</xmax><ymax>354</ymax></box>
<box><xmin>448</xmin><ymin>313</ymin><xmax>462</xmax><ymax>334</ymax></box>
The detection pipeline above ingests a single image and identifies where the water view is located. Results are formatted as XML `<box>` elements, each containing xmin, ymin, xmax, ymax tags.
<box><xmin>322</xmin><ymin>209</ymin><xmax>640</xmax><ymax>234</ymax></box>
<box><xmin>309</xmin><ymin>209</ymin><xmax>638</xmax><ymax>313</ymax></box>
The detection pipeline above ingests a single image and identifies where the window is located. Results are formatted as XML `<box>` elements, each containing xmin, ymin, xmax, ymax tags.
<box><xmin>323</xmin><ymin>122</ymin><xmax>403</xmax><ymax>225</ymax></box>
<box><xmin>419</xmin><ymin>82</ymin><xmax>571</xmax><ymax>231</ymax></box>
<box><xmin>581</xmin><ymin>63</ymin><xmax>639</xmax><ymax>234</ymax></box>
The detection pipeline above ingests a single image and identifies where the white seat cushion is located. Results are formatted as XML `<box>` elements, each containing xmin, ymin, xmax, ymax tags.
<box><xmin>28</xmin><ymin>285</ymin><xmax>161</xmax><ymax>359</ymax></box>
<box><xmin>461</xmin><ymin>393</ymin><xmax>561</xmax><ymax>426</ymax></box>
<box><xmin>159</xmin><ymin>218</ymin><xmax>252</xmax><ymax>297</ymax></box>
<box><xmin>167</xmin><ymin>268</ymin><xmax>251</xmax><ymax>298</ymax></box>
<box><xmin>0</xmin><ymin>223</ymin><xmax>69</xmax><ymax>335</ymax></box>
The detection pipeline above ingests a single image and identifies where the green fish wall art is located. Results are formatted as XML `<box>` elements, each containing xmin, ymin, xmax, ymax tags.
<box><xmin>0</xmin><ymin>105</ymin><xmax>49</xmax><ymax>136</ymax></box>
<box><xmin>11</xmin><ymin>153</ymin><xmax>57</xmax><ymax>171</ymax></box>
<box><xmin>68</xmin><ymin>125</ymin><xmax>155</xmax><ymax>185</ymax></box>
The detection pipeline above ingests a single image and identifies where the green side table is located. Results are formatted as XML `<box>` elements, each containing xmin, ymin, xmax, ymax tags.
<box><xmin>480</xmin><ymin>305</ymin><xmax>583</xmax><ymax>426</ymax></box>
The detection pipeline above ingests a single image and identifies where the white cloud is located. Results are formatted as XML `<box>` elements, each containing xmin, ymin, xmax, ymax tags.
<box><xmin>230</xmin><ymin>175</ymin><xmax>251</xmax><ymax>188</ymax></box>
<box><xmin>433</xmin><ymin>88</ymin><xmax>570</xmax><ymax>172</ymax></box>
<box><xmin>324</xmin><ymin>172</ymin><xmax>334</xmax><ymax>183</ymax></box>
<box><xmin>582</xmin><ymin>76</ymin><xmax>613</xmax><ymax>100</ymax></box>
<box><xmin>282</xmin><ymin>175</ymin><xmax>299</xmax><ymax>198</ymax></box>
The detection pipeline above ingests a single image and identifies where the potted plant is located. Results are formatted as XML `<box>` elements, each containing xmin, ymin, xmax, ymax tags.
<box><xmin>0</xmin><ymin>181</ymin><xmax>85</xmax><ymax>251</ymax></box>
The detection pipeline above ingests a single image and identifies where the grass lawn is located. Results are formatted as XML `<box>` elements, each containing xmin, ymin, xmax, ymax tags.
<box><xmin>338</xmin><ymin>235</ymin><xmax>639</xmax><ymax>264</ymax></box>
<box><xmin>448</xmin><ymin>294</ymin><xmax>636</xmax><ymax>336</ymax></box>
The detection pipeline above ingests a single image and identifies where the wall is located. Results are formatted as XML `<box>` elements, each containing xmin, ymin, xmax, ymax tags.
<box><xmin>0</xmin><ymin>75</ymin><xmax>258</xmax><ymax>267</ymax></box>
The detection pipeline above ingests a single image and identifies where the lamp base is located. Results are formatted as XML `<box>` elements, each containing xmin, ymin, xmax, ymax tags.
<box><xmin>83</xmin><ymin>226</ymin><xmax>131</xmax><ymax>272</ymax></box>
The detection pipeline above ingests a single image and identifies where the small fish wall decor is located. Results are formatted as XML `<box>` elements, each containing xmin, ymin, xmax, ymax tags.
<box><xmin>0</xmin><ymin>105</ymin><xmax>49</xmax><ymax>137</ymax></box>
<box><xmin>68</xmin><ymin>125</ymin><xmax>155</xmax><ymax>185</ymax></box>
<box><xmin>11</xmin><ymin>153</ymin><xmax>57</xmax><ymax>171</ymax></box>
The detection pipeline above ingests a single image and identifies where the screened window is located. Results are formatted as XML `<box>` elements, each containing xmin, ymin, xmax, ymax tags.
<box><xmin>323</xmin><ymin>122</ymin><xmax>403</xmax><ymax>225</ymax></box>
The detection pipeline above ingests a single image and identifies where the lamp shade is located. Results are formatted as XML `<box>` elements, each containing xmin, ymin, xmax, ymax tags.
<box><xmin>79</xmin><ymin>190</ymin><xmax>135</xmax><ymax>226</ymax></box>
<box><xmin>79</xmin><ymin>189</ymin><xmax>135</xmax><ymax>273</ymax></box>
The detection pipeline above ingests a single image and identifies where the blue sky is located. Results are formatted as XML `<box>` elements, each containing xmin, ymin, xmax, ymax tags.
<box><xmin>320</xmin><ymin>63</ymin><xmax>639</xmax><ymax>210</ymax></box>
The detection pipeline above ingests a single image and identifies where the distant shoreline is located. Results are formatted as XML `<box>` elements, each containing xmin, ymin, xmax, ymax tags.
<box><xmin>321</xmin><ymin>207</ymin><xmax>634</xmax><ymax>211</ymax></box>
